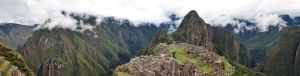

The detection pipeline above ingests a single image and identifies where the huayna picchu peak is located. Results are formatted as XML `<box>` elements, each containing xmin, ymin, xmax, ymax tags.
<box><xmin>172</xmin><ymin>10</ymin><xmax>244</xmax><ymax>64</ymax></box>
<box><xmin>172</xmin><ymin>10</ymin><xmax>212</xmax><ymax>51</ymax></box>
<box><xmin>114</xmin><ymin>10</ymin><xmax>263</xmax><ymax>76</ymax></box>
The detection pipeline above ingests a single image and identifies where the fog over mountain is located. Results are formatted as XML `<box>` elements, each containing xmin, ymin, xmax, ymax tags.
<box><xmin>1</xmin><ymin>0</ymin><xmax>300</xmax><ymax>32</ymax></box>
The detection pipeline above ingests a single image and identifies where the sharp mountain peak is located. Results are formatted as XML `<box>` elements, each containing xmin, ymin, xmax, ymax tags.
<box><xmin>180</xmin><ymin>10</ymin><xmax>206</xmax><ymax>27</ymax></box>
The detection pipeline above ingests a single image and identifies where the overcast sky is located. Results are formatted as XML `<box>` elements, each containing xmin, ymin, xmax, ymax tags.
<box><xmin>0</xmin><ymin>0</ymin><xmax>300</xmax><ymax>31</ymax></box>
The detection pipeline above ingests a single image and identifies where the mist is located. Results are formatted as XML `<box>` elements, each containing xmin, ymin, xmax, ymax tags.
<box><xmin>0</xmin><ymin>0</ymin><xmax>300</xmax><ymax>32</ymax></box>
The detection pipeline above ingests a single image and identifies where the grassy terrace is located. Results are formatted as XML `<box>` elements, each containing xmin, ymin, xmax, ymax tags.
<box><xmin>0</xmin><ymin>60</ymin><xmax>9</xmax><ymax>72</ymax></box>
<box><xmin>116</xmin><ymin>72</ymin><xmax>129</xmax><ymax>76</ymax></box>
<box><xmin>168</xmin><ymin>44</ymin><xmax>213</xmax><ymax>73</ymax></box>
<box><xmin>4</xmin><ymin>65</ymin><xmax>15</xmax><ymax>76</ymax></box>
<box><xmin>0</xmin><ymin>44</ymin><xmax>34</xmax><ymax>76</ymax></box>
<box><xmin>0</xmin><ymin>58</ymin><xmax>20</xmax><ymax>76</ymax></box>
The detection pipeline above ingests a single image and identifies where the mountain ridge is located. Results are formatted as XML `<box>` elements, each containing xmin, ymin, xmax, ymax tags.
<box><xmin>19</xmin><ymin>16</ymin><xmax>160</xmax><ymax>76</ymax></box>
<box><xmin>114</xmin><ymin>10</ymin><xmax>263</xmax><ymax>76</ymax></box>
<box><xmin>265</xmin><ymin>26</ymin><xmax>300</xmax><ymax>76</ymax></box>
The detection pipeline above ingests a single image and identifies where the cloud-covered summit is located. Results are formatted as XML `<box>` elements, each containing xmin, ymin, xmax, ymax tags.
<box><xmin>0</xmin><ymin>0</ymin><xmax>300</xmax><ymax>32</ymax></box>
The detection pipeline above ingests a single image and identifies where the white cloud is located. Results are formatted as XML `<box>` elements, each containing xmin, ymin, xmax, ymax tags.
<box><xmin>0</xmin><ymin>0</ymin><xmax>299</xmax><ymax>31</ymax></box>
<box><xmin>35</xmin><ymin>11</ymin><xmax>78</xmax><ymax>30</ymax></box>
<box><xmin>253</xmin><ymin>14</ymin><xmax>287</xmax><ymax>32</ymax></box>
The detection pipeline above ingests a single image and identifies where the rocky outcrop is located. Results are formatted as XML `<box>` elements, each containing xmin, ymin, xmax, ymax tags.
<box><xmin>294</xmin><ymin>42</ymin><xmax>300</xmax><ymax>67</ymax></box>
<box><xmin>172</xmin><ymin>10</ymin><xmax>213</xmax><ymax>51</ymax></box>
<box><xmin>172</xmin><ymin>10</ymin><xmax>243</xmax><ymax>63</ymax></box>
<box><xmin>140</xmin><ymin>30</ymin><xmax>173</xmax><ymax>55</ymax></box>
<box><xmin>38</xmin><ymin>58</ymin><xmax>65</xmax><ymax>76</ymax></box>
<box><xmin>209</xmin><ymin>26</ymin><xmax>241</xmax><ymax>62</ymax></box>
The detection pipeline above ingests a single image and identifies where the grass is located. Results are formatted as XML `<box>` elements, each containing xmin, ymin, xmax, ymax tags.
<box><xmin>0</xmin><ymin>44</ymin><xmax>34</xmax><ymax>76</ymax></box>
<box><xmin>166</xmin><ymin>43</ymin><xmax>266</xmax><ymax>76</ymax></box>
<box><xmin>200</xmin><ymin>64</ymin><xmax>213</xmax><ymax>73</ymax></box>
<box><xmin>265</xmin><ymin>27</ymin><xmax>300</xmax><ymax>76</ymax></box>
<box><xmin>0</xmin><ymin>60</ymin><xmax>10</xmax><ymax>72</ymax></box>
<box><xmin>3</xmin><ymin>65</ymin><xmax>14</xmax><ymax>76</ymax></box>
<box><xmin>241</xmin><ymin>31</ymin><xmax>280</xmax><ymax>63</ymax></box>
<box><xmin>169</xmin><ymin>44</ymin><xmax>213</xmax><ymax>73</ymax></box>
<box><xmin>231</xmin><ymin>63</ymin><xmax>264</xmax><ymax>76</ymax></box>
<box><xmin>220</xmin><ymin>57</ymin><xmax>235</xmax><ymax>76</ymax></box>
<box><xmin>116</xmin><ymin>72</ymin><xmax>129</xmax><ymax>76</ymax></box>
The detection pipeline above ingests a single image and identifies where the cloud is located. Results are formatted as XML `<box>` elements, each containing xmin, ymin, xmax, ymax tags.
<box><xmin>253</xmin><ymin>14</ymin><xmax>287</xmax><ymax>32</ymax></box>
<box><xmin>0</xmin><ymin>0</ymin><xmax>299</xmax><ymax>31</ymax></box>
<box><xmin>0</xmin><ymin>0</ymin><xmax>47</xmax><ymax>25</ymax></box>
<box><xmin>34</xmin><ymin>11</ymin><xmax>96</xmax><ymax>32</ymax></box>
<box><xmin>35</xmin><ymin>11</ymin><xmax>78</xmax><ymax>30</ymax></box>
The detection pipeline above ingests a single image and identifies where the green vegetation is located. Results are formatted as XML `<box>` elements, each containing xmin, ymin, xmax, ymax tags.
<box><xmin>227</xmin><ymin>59</ymin><xmax>265</xmax><ymax>76</ymax></box>
<box><xmin>232</xmin><ymin>64</ymin><xmax>263</xmax><ymax>76</ymax></box>
<box><xmin>0</xmin><ymin>61</ymin><xmax>9</xmax><ymax>72</ymax></box>
<box><xmin>213</xmin><ymin>44</ymin><xmax>230</xmax><ymax>60</ymax></box>
<box><xmin>200</xmin><ymin>64</ymin><xmax>213</xmax><ymax>73</ymax></box>
<box><xmin>115</xmin><ymin>42</ymin><xmax>265</xmax><ymax>76</ymax></box>
<box><xmin>169</xmin><ymin>44</ymin><xmax>213</xmax><ymax>73</ymax></box>
<box><xmin>240</xmin><ymin>31</ymin><xmax>280</xmax><ymax>64</ymax></box>
<box><xmin>265</xmin><ymin>27</ymin><xmax>300</xmax><ymax>76</ymax></box>
<box><xmin>3</xmin><ymin>65</ymin><xmax>14</xmax><ymax>76</ymax></box>
<box><xmin>0</xmin><ymin>44</ymin><xmax>34</xmax><ymax>76</ymax></box>
<box><xmin>160</xmin><ymin>35</ymin><xmax>173</xmax><ymax>44</ymax></box>
<box><xmin>116</xmin><ymin>72</ymin><xmax>129</xmax><ymax>76</ymax></box>
<box><xmin>168</xmin><ymin>43</ymin><xmax>264</xmax><ymax>76</ymax></box>
<box><xmin>239</xmin><ymin>44</ymin><xmax>250</xmax><ymax>67</ymax></box>
<box><xmin>22</xmin><ymin>18</ymin><xmax>157</xmax><ymax>76</ymax></box>
<box><xmin>210</xmin><ymin>26</ymin><xmax>241</xmax><ymax>63</ymax></box>
<box><xmin>220</xmin><ymin>57</ymin><xmax>235</xmax><ymax>76</ymax></box>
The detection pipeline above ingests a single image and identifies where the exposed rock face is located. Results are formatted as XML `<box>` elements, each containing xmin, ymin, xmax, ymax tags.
<box><xmin>140</xmin><ymin>30</ymin><xmax>171</xmax><ymax>55</ymax></box>
<box><xmin>265</xmin><ymin>26</ymin><xmax>300</xmax><ymax>76</ymax></box>
<box><xmin>38</xmin><ymin>58</ymin><xmax>65</xmax><ymax>76</ymax></box>
<box><xmin>294</xmin><ymin>42</ymin><xmax>300</xmax><ymax>67</ymax></box>
<box><xmin>0</xmin><ymin>23</ymin><xmax>34</xmax><ymax>49</ymax></box>
<box><xmin>172</xmin><ymin>10</ymin><xmax>213</xmax><ymax>51</ymax></box>
<box><xmin>209</xmin><ymin>26</ymin><xmax>240</xmax><ymax>62</ymax></box>
<box><xmin>172</xmin><ymin>10</ymin><xmax>242</xmax><ymax>63</ymax></box>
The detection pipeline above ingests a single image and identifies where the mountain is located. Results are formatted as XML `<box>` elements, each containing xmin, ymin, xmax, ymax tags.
<box><xmin>238</xmin><ymin>29</ymin><xmax>280</xmax><ymax>66</ymax></box>
<box><xmin>172</xmin><ymin>10</ymin><xmax>213</xmax><ymax>51</ymax></box>
<box><xmin>171</xmin><ymin>10</ymin><xmax>248</xmax><ymax>65</ymax></box>
<box><xmin>265</xmin><ymin>26</ymin><xmax>300</xmax><ymax>76</ymax></box>
<box><xmin>0</xmin><ymin>23</ymin><xmax>35</xmax><ymax>49</ymax></box>
<box><xmin>279</xmin><ymin>15</ymin><xmax>300</xmax><ymax>26</ymax></box>
<box><xmin>19</xmin><ymin>15</ymin><xmax>159</xmax><ymax>76</ymax></box>
<box><xmin>221</xmin><ymin>15</ymin><xmax>300</xmax><ymax>75</ymax></box>
<box><xmin>225</xmin><ymin>15</ymin><xmax>300</xmax><ymax>66</ymax></box>
<box><xmin>0</xmin><ymin>44</ymin><xmax>34</xmax><ymax>76</ymax></box>
<box><xmin>114</xmin><ymin>10</ymin><xmax>262</xmax><ymax>76</ymax></box>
